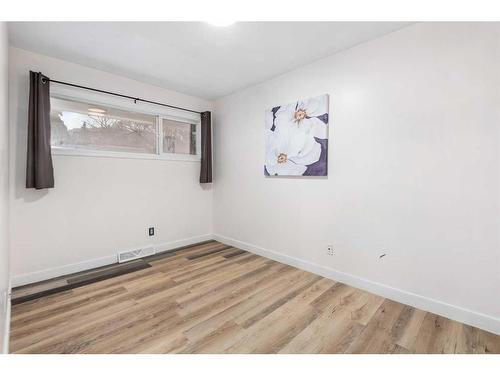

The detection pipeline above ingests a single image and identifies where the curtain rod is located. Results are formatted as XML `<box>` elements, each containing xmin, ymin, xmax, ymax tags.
<box><xmin>41</xmin><ymin>76</ymin><xmax>202</xmax><ymax>115</ymax></box>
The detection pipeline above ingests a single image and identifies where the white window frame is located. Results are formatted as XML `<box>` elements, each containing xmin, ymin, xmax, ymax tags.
<box><xmin>49</xmin><ymin>87</ymin><xmax>201</xmax><ymax>163</ymax></box>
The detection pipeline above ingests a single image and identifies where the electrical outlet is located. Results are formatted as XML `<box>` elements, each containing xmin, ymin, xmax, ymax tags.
<box><xmin>326</xmin><ymin>245</ymin><xmax>334</xmax><ymax>256</ymax></box>
<box><xmin>148</xmin><ymin>227</ymin><xmax>155</xmax><ymax>236</ymax></box>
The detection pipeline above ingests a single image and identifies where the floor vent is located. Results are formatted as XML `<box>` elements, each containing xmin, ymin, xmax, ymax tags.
<box><xmin>118</xmin><ymin>246</ymin><xmax>156</xmax><ymax>263</ymax></box>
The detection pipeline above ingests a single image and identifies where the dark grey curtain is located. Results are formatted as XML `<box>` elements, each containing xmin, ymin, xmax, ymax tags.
<box><xmin>199</xmin><ymin>111</ymin><xmax>212</xmax><ymax>183</ymax></box>
<box><xmin>26</xmin><ymin>71</ymin><xmax>54</xmax><ymax>189</ymax></box>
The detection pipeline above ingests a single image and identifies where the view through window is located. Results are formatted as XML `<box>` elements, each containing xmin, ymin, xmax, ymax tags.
<box><xmin>162</xmin><ymin>119</ymin><xmax>197</xmax><ymax>155</ymax></box>
<box><xmin>50</xmin><ymin>96</ymin><xmax>198</xmax><ymax>158</ymax></box>
<box><xmin>51</xmin><ymin>97</ymin><xmax>157</xmax><ymax>154</ymax></box>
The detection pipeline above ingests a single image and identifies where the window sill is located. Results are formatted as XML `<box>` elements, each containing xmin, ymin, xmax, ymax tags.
<box><xmin>51</xmin><ymin>147</ymin><xmax>201</xmax><ymax>162</ymax></box>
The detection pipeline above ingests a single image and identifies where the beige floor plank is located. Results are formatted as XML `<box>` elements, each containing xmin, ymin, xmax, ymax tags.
<box><xmin>280</xmin><ymin>289</ymin><xmax>376</xmax><ymax>353</ymax></box>
<box><xmin>345</xmin><ymin>299</ymin><xmax>406</xmax><ymax>353</ymax></box>
<box><xmin>223</xmin><ymin>277</ymin><xmax>327</xmax><ymax>353</ymax></box>
<box><xmin>395</xmin><ymin>308</ymin><xmax>427</xmax><ymax>351</ymax></box>
<box><xmin>183</xmin><ymin>267</ymin><xmax>305</xmax><ymax>342</ymax></box>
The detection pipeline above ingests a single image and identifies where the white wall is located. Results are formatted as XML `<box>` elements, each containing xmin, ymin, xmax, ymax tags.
<box><xmin>0</xmin><ymin>22</ymin><xmax>10</xmax><ymax>353</ymax></box>
<box><xmin>214</xmin><ymin>23</ymin><xmax>500</xmax><ymax>333</ymax></box>
<box><xmin>9</xmin><ymin>47</ymin><xmax>213</xmax><ymax>286</ymax></box>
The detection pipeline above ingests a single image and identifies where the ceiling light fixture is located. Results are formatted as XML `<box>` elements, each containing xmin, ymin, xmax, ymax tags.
<box><xmin>207</xmin><ymin>20</ymin><xmax>236</xmax><ymax>27</ymax></box>
<box><xmin>88</xmin><ymin>108</ymin><xmax>106</xmax><ymax>114</ymax></box>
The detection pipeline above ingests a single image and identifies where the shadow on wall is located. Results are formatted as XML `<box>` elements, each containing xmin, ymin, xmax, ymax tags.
<box><xmin>200</xmin><ymin>184</ymin><xmax>212</xmax><ymax>191</ymax></box>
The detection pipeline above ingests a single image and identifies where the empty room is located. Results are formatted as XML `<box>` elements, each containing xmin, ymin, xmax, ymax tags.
<box><xmin>1</xmin><ymin>2</ymin><xmax>500</xmax><ymax>369</ymax></box>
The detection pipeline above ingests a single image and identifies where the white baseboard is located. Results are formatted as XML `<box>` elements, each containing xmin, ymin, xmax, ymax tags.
<box><xmin>2</xmin><ymin>280</ymin><xmax>11</xmax><ymax>354</ymax></box>
<box><xmin>213</xmin><ymin>233</ymin><xmax>500</xmax><ymax>336</ymax></box>
<box><xmin>156</xmin><ymin>234</ymin><xmax>213</xmax><ymax>253</ymax></box>
<box><xmin>11</xmin><ymin>254</ymin><xmax>117</xmax><ymax>288</ymax></box>
<box><xmin>11</xmin><ymin>234</ymin><xmax>213</xmax><ymax>288</ymax></box>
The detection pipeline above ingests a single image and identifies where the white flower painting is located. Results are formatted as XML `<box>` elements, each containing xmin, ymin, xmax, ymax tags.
<box><xmin>265</xmin><ymin>94</ymin><xmax>329</xmax><ymax>176</ymax></box>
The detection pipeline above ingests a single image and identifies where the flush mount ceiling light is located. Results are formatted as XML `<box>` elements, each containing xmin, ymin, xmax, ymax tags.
<box><xmin>207</xmin><ymin>20</ymin><xmax>236</xmax><ymax>27</ymax></box>
<box><xmin>88</xmin><ymin>107</ymin><xmax>106</xmax><ymax>114</ymax></box>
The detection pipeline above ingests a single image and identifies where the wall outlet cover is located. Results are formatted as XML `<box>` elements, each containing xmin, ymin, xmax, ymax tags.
<box><xmin>327</xmin><ymin>245</ymin><xmax>334</xmax><ymax>255</ymax></box>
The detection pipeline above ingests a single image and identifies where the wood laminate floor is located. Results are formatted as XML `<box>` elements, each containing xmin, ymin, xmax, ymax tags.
<box><xmin>9</xmin><ymin>241</ymin><xmax>500</xmax><ymax>354</ymax></box>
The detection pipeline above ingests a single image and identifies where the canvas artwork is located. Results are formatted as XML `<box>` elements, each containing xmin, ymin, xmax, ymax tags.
<box><xmin>265</xmin><ymin>94</ymin><xmax>329</xmax><ymax>176</ymax></box>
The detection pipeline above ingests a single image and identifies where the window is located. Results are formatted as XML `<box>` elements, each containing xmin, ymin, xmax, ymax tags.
<box><xmin>162</xmin><ymin>119</ymin><xmax>197</xmax><ymax>155</ymax></box>
<box><xmin>50</xmin><ymin>96</ymin><xmax>200</xmax><ymax>161</ymax></box>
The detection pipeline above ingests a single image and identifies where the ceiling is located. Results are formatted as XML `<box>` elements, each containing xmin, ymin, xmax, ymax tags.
<box><xmin>9</xmin><ymin>22</ymin><xmax>412</xmax><ymax>99</ymax></box>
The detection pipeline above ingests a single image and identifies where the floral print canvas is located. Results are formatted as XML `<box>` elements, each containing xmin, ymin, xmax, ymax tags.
<box><xmin>265</xmin><ymin>94</ymin><xmax>329</xmax><ymax>176</ymax></box>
